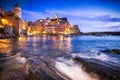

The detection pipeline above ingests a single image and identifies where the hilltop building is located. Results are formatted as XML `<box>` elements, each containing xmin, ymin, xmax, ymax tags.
<box><xmin>69</xmin><ymin>25</ymin><xmax>81</xmax><ymax>34</ymax></box>
<box><xmin>28</xmin><ymin>14</ymin><xmax>80</xmax><ymax>35</ymax></box>
<box><xmin>0</xmin><ymin>3</ymin><xmax>80</xmax><ymax>36</ymax></box>
<box><xmin>55</xmin><ymin>14</ymin><xmax>59</xmax><ymax>19</ymax></box>
<box><xmin>0</xmin><ymin>3</ymin><xmax>28</xmax><ymax>37</ymax></box>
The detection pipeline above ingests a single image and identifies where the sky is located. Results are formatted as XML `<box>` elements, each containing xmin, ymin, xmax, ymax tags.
<box><xmin>0</xmin><ymin>0</ymin><xmax>120</xmax><ymax>32</ymax></box>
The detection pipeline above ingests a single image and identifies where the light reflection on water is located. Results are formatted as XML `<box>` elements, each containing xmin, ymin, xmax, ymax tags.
<box><xmin>0</xmin><ymin>35</ymin><xmax>120</xmax><ymax>57</ymax></box>
<box><xmin>0</xmin><ymin>35</ymin><xmax>120</xmax><ymax>80</ymax></box>
<box><xmin>8</xmin><ymin>36</ymin><xmax>72</xmax><ymax>57</ymax></box>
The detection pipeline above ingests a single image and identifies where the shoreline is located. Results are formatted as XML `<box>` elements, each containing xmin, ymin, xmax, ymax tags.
<box><xmin>1</xmin><ymin>32</ymin><xmax>120</xmax><ymax>39</ymax></box>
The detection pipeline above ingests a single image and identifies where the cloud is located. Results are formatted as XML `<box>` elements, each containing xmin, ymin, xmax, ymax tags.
<box><xmin>45</xmin><ymin>9</ymin><xmax>120</xmax><ymax>22</ymax></box>
<box><xmin>22</xmin><ymin>9</ymin><xmax>120</xmax><ymax>32</ymax></box>
<box><xmin>22</xmin><ymin>10</ymin><xmax>46</xmax><ymax>21</ymax></box>
<box><xmin>109</xmin><ymin>18</ymin><xmax>120</xmax><ymax>22</ymax></box>
<box><xmin>45</xmin><ymin>10</ymin><xmax>67</xmax><ymax>15</ymax></box>
<box><xmin>88</xmin><ymin>15</ymin><xmax>120</xmax><ymax>22</ymax></box>
<box><xmin>104</xmin><ymin>22</ymin><xmax>120</xmax><ymax>27</ymax></box>
<box><xmin>44</xmin><ymin>8</ymin><xmax>119</xmax><ymax>17</ymax></box>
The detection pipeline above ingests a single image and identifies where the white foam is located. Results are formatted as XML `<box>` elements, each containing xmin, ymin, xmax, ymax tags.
<box><xmin>55</xmin><ymin>58</ymin><xmax>99</xmax><ymax>80</ymax></box>
<box><xmin>16</xmin><ymin>57</ymin><xmax>27</xmax><ymax>64</ymax></box>
<box><xmin>95</xmin><ymin>53</ymin><xmax>108</xmax><ymax>61</ymax></box>
<box><xmin>74</xmin><ymin>50</ymin><xmax>120</xmax><ymax>63</ymax></box>
<box><xmin>77</xmin><ymin>53</ymin><xmax>108</xmax><ymax>61</ymax></box>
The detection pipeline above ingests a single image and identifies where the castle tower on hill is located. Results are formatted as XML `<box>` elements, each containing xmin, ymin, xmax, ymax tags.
<box><xmin>14</xmin><ymin>3</ymin><xmax>22</xmax><ymax>18</ymax></box>
<box><xmin>55</xmin><ymin>14</ymin><xmax>59</xmax><ymax>19</ymax></box>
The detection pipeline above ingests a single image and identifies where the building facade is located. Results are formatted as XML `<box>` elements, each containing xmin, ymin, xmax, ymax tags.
<box><xmin>14</xmin><ymin>3</ymin><xmax>22</xmax><ymax>18</ymax></box>
<box><xmin>69</xmin><ymin>25</ymin><xmax>81</xmax><ymax>34</ymax></box>
<box><xmin>28</xmin><ymin>14</ymin><xmax>72</xmax><ymax>35</ymax></box>
<box><xmin>0</xmin><ymin>3</ymin><xmax>28</xmax><ymax>36</ymax></box>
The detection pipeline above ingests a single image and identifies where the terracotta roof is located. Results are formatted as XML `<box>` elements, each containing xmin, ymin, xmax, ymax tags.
<box><xmin>50</xmin><ymin>18</ymin><xmax>68</xmax><ymax>22</ymax></box>
<box><xmin>5</xmin><ymin>11</ymin><xmax>20</xmax><ymax>19</ymax></box>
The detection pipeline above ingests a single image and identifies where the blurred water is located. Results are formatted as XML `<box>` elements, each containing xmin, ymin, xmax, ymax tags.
<box><xmin>1</xmin><ymin>35</ymin><xmax>120</xmax><ymax>55</ymax></box>
<box><xmin>0</xmin><ymin>35</ymin><xmax>120</xmax><ymax>80</ymax></box>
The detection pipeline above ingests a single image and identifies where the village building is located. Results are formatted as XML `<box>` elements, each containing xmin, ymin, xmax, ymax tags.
<box><xmin>0</xmin><ymin>3</ymin><xmax>80</xmax><ymax>36</ymax></box>
<box><xmin>28</xmin><ymin>14</ymin><xmax>73</xmax><ymax>35</ymax></box>
<box><xmin>0</xmin><ymin>3</ymin><xmax>28</xmax><ymax>37</ymax></box>
<box><xmin>69</xmin><ymin>25</ymin><xmax>81</xmax><ymax>34</ymax></box>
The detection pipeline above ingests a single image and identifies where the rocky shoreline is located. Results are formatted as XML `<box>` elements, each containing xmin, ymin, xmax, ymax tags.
<box><xmin>0</xmin><ymin>53</ymin><xmax>65</xmax><ymax>80</ymax></box>
<box><xmin>0</xmin><ymin>54</ymin><xmax>28</xmax><ymax>80</ymax></box>
<box><xmin>74</xmin><ymin>57</ymin><xmax>120</xmax><ymax>80</ymax></box>
<box><xmin>101</xmin><ymin>49</ymin><xmax>120</xmax><ymax>54</ymax></box>
<box><xmin>82</xmin><ymin>32</ymin><xmax>120</xmax><ymax>36</ymax></box>
<box><xmin>73</xmin><ymin>49</ymin><xmax>120</xmax><ymax>80</ymax></box>
<box><xmin>0</xmin><ymin>49</ymin><xmax>120</xmax><ymax>80</ymax></box>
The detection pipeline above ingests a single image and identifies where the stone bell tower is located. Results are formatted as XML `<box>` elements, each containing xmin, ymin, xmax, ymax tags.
<box><xmin>14</xmin><ymin>3</ymin><xmax>22</xmax><ymax>18</ymax></box>
<box><xmin>0</xmin><ymin>6</ymin><xmax>5</xmax><ymax>16</ymax></box>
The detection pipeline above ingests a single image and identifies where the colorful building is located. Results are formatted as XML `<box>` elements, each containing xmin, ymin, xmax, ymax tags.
<box><xmin>0</xmin><ymin>4</ymin><xmax>80</xmax><ymax>36</ymax></box>
<box><xmin>0</xmin><ymin>3</ymin><xmax>28</xmax><ymax>36</ymax></box>
<box><xmin>69</xmin><ymin>25</ymin><xmax>81</xmax><ymax>34</ymax></box>
<box><xmin>28</xmin><ymin>14</ymin><xmax>71</xmax><ymax>35</ymax></box>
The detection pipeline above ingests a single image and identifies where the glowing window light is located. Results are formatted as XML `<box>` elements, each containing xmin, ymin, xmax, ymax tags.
<box><xmin>1</xmin><ymin>19</ymin><xmax>8</xmax><ymax>25</ymax></box>
<box><xmin>0</xmin><ymin>25</ymin><xmax>3</xmax><ymax>28</ymax></box>
<box><xmin>43</xmin><ymin>31</ymin><xmax>46</xmax><ymax>33</ymax></box>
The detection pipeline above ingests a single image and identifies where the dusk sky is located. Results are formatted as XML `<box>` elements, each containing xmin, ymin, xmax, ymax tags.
<box><xmin>0</xmin><ymin>0</ymin><xmax>120</xmax><ymax>32</ymax></box>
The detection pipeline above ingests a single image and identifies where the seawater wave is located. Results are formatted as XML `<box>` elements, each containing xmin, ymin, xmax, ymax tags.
<box><xmin>72</xmin><ymin>50</ymin><xmax>120</xmax><ymax>63</ymax></box>
<box><xmin>55</xmin><ymin>48</ymin><xmax>120</xmax><ymax>80</ymax></box>
<box><xmin>55</xmin><ymin>57</ymin><xmax>100</xmax><ymax>80</ymax></box>
<box><xmin>0</xmin><ymin>36</ymin><xmax>120</xmax><ymax>80</ymax></box>
<box><xmin>72</xmin><ymin>50</ymin><xmax>120</xmax><ymax>64</ymax></box>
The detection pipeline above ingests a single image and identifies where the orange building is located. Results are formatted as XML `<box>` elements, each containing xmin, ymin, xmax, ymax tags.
<box><xmin>28</xmin><ymin>14</ymin><xmax>71</xmax><ymax>35</ymax></box>
<box><xmin>0</xmin><ymin>3</ymin><xmax>28</xmax><ymax>36</ymax></box>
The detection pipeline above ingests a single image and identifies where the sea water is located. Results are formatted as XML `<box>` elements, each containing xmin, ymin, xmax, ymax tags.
<box><xmin>0</xmin><ymin>35</ymin><xmax>120</xmax><ymax>80</ymax></box>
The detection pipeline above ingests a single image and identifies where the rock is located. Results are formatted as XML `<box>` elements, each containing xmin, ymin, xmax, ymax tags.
<box><xmin>0</xmin><ymin>53</ymin><xmax>9</xmax><ymax>58</ymax></box>
<box><xmin>0</xmin><ymin>53</ymin><xmax>65</xmax><ymax>80</ymax></box>
<box><xmin>27</xmin><ymin>57</ymin><xmax>65</xmax><ymax>80</ymax></box>
<box><xmin>101</xmin><ymin>49</ymin><xmax>120</xmax><ymax>54</ymax></box>
<box><xmin>112</xmin><ymin>49</ymin><xmax>120</xmax><ymax>54</ymax></box>
<box><xmin>73</xmin><ymin>57</ymin><xmax>120</xmax><ymax>80</ymax></box>
<box><xmin>0</xmin><ymin>58</ymin><xmax>28</xmax><ymax>80</ymax></box>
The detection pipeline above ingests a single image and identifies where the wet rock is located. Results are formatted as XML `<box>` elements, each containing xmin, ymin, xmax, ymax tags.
<box><xmin>112</xmin><ymin>49</ymin><xmax>120</xmax><ymax>54</ymax></box>
<box><xmin>101</xmin><ymin>49</ymin><xmax>120</xmax><ymax>54</ymax></box>
<box><xmin>0</xmin><ymin>53</ymin><xmax>65</xmax><ymax>80</ymax></box>
<box><xmin>0</xmin><ymin>58</ymin><xmax>28</xmax><ymax>80</ymax></box>
<box><xmin>0</xmin><ymin>53</ymin><xmax>9</xmax><ymax>58</ymax></box>
<box><xmin>73</xmin><ymin>57</ymin><xmax>120</xmax><ymax>80</ymax></box>
<box><xmin>27</xmin><ymin>57</ymin><xmax>65</xmax><ymax>80</ymax></box>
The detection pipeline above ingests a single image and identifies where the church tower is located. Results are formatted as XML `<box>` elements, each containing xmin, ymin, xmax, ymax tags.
<box><xmin>14</xmin><ymin>3</ymin><xmax>22</xmax><ymax>18</ymax></box>
<box><xmin>0</xmin><ymin>6</ymin><xmax>5</xmax><ymax>16</ymax></box>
